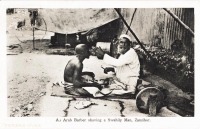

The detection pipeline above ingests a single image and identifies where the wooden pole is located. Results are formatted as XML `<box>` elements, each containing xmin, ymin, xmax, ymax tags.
<box><xmin>114</xmin><ymin>8</ymin><xmax>154</xmax><ymax>61</ymax></box>
<box><xmin>163</xmin><ymin>8</ymin><xmax>194</xmax><ymax>37</ymax></box>
<box><xmin>126</xmin><ymin>8</ymin><xmax>137</xmax><ymax>34</ymax></box>
<box><xmin>33</xmin><ymin>27</ymin><xmax>35</xmax><ymax>49</ymax></box>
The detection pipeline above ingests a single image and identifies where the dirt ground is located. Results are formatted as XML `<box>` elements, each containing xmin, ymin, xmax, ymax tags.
<box><xmin>7</xmin><ymin>53</ymin><xmax>71</xmax><ymax>117</ymax></box>
<box><xmin>7</xmin><ymin>10</ymin><xmax>69</xmax><ymax>117</ymax></box>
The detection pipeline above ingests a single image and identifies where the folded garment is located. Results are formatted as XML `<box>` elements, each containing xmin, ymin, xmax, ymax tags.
<box><xmin>82</xmin><ymin>87</ymin><xmax>102</xmax><ymax>97</ymax></box>
<box><xmin>52</xmin><ymin>82</ymin><xmax>93</xmax><ymax>97</ymax></box>
<box><xmin>60</xmin><ymin>82</ymin><xmax>96</xmax><ymax>95</ymax></box>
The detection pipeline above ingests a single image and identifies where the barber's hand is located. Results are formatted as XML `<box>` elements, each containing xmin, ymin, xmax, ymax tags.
<box><xmin>92</xmin><ymin>82</ymin><xmax>102</xmax><ymax>90</ymax></box>
<box><xmin>94</xmin><ymin>83</ymin><xmax>102</xmax><ymax>90</ymax></box>
<box><xmin>104</xmin><ymin>67</ymin><xmax>115</xmax><ymax>74</ymax></box>
<box><xmin>98</xmin><ymin>78</ymin><xmax>109</xmax><ymax>86</ymax></box>
<box><xmin>95</xmin><ymin>47</ymin><xmax>105</xmax><ymax>59</ymax></box>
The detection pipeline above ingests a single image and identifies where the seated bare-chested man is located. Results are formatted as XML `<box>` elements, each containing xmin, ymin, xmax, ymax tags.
<box><xmin>64</xmin><ymin>44</ymin><xmax>102</xmax><ymax>97</ymax></box>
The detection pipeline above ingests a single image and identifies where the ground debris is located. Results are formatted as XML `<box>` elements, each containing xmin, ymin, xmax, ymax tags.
<box><xmin>74</xmin><ymin>100</ymin><xmax>97</xmax><ymax>110</ymax></box>
<box><xmin>7</xmin><ymin>44</ymin><xmax>23</xmax><ymax>54</ymax></box>
<box><xmin>9</xmin><ymin>92</ymin><xmax>46</xmax><ymax>117</ymax></box>
<box><xmin>24</xmin><ymin>104</ymin><xmax>34</xmax><ymax>111</ymax></box>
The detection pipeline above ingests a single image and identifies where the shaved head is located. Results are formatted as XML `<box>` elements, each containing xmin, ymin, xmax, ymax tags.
<box><xmin>75</xmin><ymin>44</ymin><xmax>88</xmax><ymax>54</ymax></box>
<box><xmin>75</xmin><ymin>44</ymin><xmax>90</xmax><ymax>58</ymax></box>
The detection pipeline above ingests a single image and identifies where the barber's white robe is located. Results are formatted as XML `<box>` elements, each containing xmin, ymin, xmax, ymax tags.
<box><xmin>103</xmin><ymin>48</ymin><xmax>140</xmax><ymax>93</ymax></box>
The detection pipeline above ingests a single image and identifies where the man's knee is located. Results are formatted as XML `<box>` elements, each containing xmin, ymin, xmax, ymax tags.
<box><xmin>127</xmin><ymin>85</ymin><xmax>136</xmax><ymax>94</ymax></box>
<box><xmin>65</xmin><ymin>87</ymin><xmax>93</xmax><ymax>97</ymax></box>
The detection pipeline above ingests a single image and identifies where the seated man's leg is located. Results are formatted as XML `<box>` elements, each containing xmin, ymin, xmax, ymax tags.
<box><xmin>64</xmin><ymin>87</ymin><xmax>93</xmax><ymax>97</ymax></box>
<box><xmin>107</xmin><ymin>77</ymin><xmax>138</xmax><ymax>95</ymax></box>
<box><xmin>126</xmin><ymin>77</ymin><xmax>139</xmax><ymax>93</ymax></box>
<box><xmin>107</xmin><ymin>77</ymin><xmax>126</xmax><ymax>90</ymax></box>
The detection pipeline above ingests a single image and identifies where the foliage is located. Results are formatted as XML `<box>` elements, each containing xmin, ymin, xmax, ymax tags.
<box><xmin>135</xmin><ymin>46</ymin><xmax>194</xmax><ymax>92</ymax></box>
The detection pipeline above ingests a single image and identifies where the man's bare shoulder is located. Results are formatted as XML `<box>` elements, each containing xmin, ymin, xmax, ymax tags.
<box><xmin>69</xmin><ymin>57</ymin><xmax>83</xmax><ymax>68</ymax></box>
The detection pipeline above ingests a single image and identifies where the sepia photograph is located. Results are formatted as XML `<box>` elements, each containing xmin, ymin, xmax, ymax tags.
<box><xmin>6</xmin><ymin>7</ymin><xmax>195</xmax><ymax>118</ymax></box>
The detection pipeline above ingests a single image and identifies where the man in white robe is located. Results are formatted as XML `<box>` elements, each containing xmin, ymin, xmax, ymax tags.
<box><xmin>95</xmin><ymin>34</ymin><xmax>140</xmax><ymax>94</ymax></box>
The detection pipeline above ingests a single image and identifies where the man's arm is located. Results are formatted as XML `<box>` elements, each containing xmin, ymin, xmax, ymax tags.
<box><xmin>72</xmin><ymin>63</ymin><xmax>101</xmax><ymax>89</ymax></box>
<box><xmin>103</xmin><ymin>49</ymin><xmax>136</xmax><ymax>67</ymax></box>
<box><xmin>95</xmin><ymin>47</ymin><xmax>137</xmax><ymax>67</ymax></box>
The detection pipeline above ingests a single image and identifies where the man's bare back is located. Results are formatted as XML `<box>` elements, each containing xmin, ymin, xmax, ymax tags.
<box><xmin>64</xmin><ymin>57</ymin><xmax>83</xmax><ymax>84</ymax></box>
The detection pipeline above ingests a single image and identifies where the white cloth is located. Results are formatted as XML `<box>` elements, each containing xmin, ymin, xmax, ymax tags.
<box><xmin>82</xmin><ymin>87</ymin><xmax>101</xmax><ymax>97</ymax></box>
<box><xmin>103</xmin><ymin>48</ymin><xmax>140</xmax><ymax>92</ymax></box>
<box><xmin>119</xmin><ymin>34</ymin><xmax>132</xmax><ymax>42</ymax></box>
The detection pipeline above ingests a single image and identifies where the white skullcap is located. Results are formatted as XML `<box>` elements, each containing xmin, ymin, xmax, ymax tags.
<box><xmin>119</xmin><ymin>34</ymin><xmax>132</xmax><ymax>42</ymax></box>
